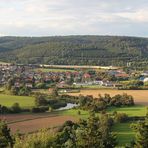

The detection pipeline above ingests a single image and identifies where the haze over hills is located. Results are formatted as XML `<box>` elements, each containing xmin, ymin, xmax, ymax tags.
<box><xmin>0</xmin><ymin>36</ymin><xmax>148</xmax><ymax>68</ymax></box>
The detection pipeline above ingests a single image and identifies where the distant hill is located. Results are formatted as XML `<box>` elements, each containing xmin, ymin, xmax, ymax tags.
<box><xmin>0</xmin><ymin>36</ymin><xmax>148</xmax><ymax>68</ymax></box>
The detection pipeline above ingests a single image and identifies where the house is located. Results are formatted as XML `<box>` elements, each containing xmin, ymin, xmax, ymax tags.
<box><xmin>56</xmin><ymin>81</ymin><xmax>69</xmax><ymax>88</ymax></box>
<box><xmin>14</xmin><ymin>82</ymin><xmax>21</xmax><ymax>88</ymax></box>
<box><xmin>73</xmin><ymin>82</ymin><xmax>89</xmax><ymax>86</ymax></box>
<box><xmin>82</xmin><ymin>73</ymin><xmax>91</xmax><ymax>82</ymax></box>
<box><xmin>144</xmin><ymin>78</ymin><xmax>148</xmax><ymax>82</ymax></box>
<box><xmin>25</xmin><ymin>83</ymin><xmax>33</xmax><ymax>88</ymax></box>
<box><xmin>113</xmin><ymin>83</ymin><xmax>123</xmax><ymax>88</ymax></box>
<box><xmin>115</xmin><ymin>73</ymin><xmax>129</xmax><ymax>78</ymax></box>
<box><xmin>93</xmin><ymin>80</ymin><xmax>104</xmax><ymax>85</ymax></box>
<box><xmin>103</xmin><ymin>81</ymin><xmax>114</xmax><ymax>87</ymax></box>
<box><xmin>139</xmin><ymin>76</ymin><xmax>145</xmax><ymax>81</ymax></box>
<box><xmin>141</xmin><ymin>71</ymin><xmax>148</xmax><ymax>76</ymax></box>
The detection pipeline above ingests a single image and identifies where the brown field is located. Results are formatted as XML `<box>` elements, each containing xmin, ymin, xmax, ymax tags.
<box><xmin>7</xmin><ymin>115</ymin><xmax>76</xmax><ymax>134</ymax></box>
<box><xmin>0</xmin><ymin>112</ymin><xmax>77</xmax><ymax>134</ymax></box>
<box><xmin>0</xmin><ymin>112</ymin><xmax>57</xmax><ymax>123</ymax></box>
<box><xmin>67</xmin><ymin>89</ymin><xmax>148</xmax><ymax>104</ymax></box>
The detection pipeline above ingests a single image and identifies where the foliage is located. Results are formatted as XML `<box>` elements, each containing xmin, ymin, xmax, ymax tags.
<box><xmin>35</xmin><ymin>83</ymin><xmax>46</xmax><ymax>89</ymax></box>
<box><xmin>14</xmin><ymin>129</ymin><xmax>55</xmax><ymax>148</ymax></box>
<box><xmin>55</xmin><ymin>113</ymin><xmax>117</xmax><ymax>148</ymax></box>
<box><xmin>31</xmin><ymin>106</ymin><xmax>49</xmax><ymax>113</ymax></box>
<box><xmin>11</xmin><ymin>103</ymin><xmax>22</xmax><ymax>113</ymax></box>
<box><xmin>114</xmin><ymin>112</ymin><xmax>129</xmax><ymax>123</ymax></box>
<box><xmin>51</xmin><ymin>87</ymin><xmax>59</xmax><ymax>97</ymax></box>
<box><xmin>131</xmin><ymin>109</ymin><xmax>148</xmax><ymax>148</ymax></box>
<box><xmin>0</xmin><ymin>120</ymin><xmax>14</xmax><ymax>148</ymax></box>
<box><xmin>0</xmin><ymin>36</ymin><xmax>148</xmax><ymax>69</ymax></box>
<box><xmin>79</xmin><ymin>93</ymin><xmax>134</xmax><ymax>112</ymax></box>
<box><xmin>35</xmin><ymin>94</ymin><xmax>47</xmax><ymax>106</ymax></box>
<box><xmin>18</xmin><ymin>87</ymin><xmax>31</xmax><ymax>96</ymax></box>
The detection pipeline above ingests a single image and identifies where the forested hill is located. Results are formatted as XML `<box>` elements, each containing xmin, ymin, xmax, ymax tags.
<box><xmin>0</xmin><ymin>36</ymin><xmax>148</xmax><ymax>68</ymax></box>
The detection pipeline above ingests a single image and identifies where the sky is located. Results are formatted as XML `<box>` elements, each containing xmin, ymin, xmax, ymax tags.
<box><xmin>0</xmin><ymin>0</ymin><xmax>148</xmax><ymax>37</ymax></box>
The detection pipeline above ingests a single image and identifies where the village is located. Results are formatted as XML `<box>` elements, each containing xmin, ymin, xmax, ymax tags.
<box><xmin>0</xmin><ymin>64</ymin><xmax>148</xmax><ymax>92</ymax></box>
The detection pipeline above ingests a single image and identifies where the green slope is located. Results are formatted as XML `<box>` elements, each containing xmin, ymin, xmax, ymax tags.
<box><xmin>0</xmin><ymin>36</ymin><xmax>147</xmax><ymax>68</ymax></box>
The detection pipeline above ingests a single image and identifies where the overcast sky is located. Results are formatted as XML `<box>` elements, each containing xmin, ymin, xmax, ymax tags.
<box><xmin>0</xmin><ymin>0</ymin><xmax>148</xmax><ymax>37</ymax></box>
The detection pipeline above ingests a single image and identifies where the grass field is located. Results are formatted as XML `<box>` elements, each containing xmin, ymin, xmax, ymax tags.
<box><xmin>112</xmin><ymin>122</ymin><xmax>135</xmax><ymax>146</ymax></box>
<box><xmin>35</xmin><ymin>68</ymin><xmax>76</xmax><ymax>72</ymax></box>
<box><xmin>0</xmin><ymin>94</ymin><xmax>35</xmax><ymax>107</ymax></box>
<box><xmin>107</xmin><ymin>105</ymin><xmax>147</xmax><ymax>117</ymax></box>
<box><xmin>67</xmin><ymin>89</ymin><xmax>148</xmax><ymax>104</ymax></box>
<box><xmin>58</xmin><ymin>109</ymin><xmax>89</xmax><ymax>119</ymax></box>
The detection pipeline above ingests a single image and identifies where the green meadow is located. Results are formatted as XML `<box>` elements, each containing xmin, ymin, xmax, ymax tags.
<box><xmin>112</xmin><ymin>122</ymin><xmax>135</xmax><ymax>146</ymax></box>
<box><xmin>58</xmin><ymin>109</ymin><xmax>89</xmax><ymax>119</ymax></box>
<box><xmin>0</xmin><ymin>94</ymin><xmax>35</xmax><ymax>108</ymax></box>
<box><xmin>107</xmin><ymin>105</ymin><xmax>147</xmax><ymax>117</ymax></box>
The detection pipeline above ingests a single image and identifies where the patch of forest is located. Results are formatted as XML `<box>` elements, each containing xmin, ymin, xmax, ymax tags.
<box><xmin>0</xmin><ymin>36</ymin><xmax>148</xmax><ymax>68</ymax></box>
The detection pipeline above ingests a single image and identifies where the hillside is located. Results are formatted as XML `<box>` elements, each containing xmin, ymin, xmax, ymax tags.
<box><xmin>0</xmin><ymin>36</ymin><xmax>148</xmax><ymax>68</ymax></box>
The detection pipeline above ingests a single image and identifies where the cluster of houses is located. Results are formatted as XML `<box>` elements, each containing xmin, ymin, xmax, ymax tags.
<box><xmin>139</xmin><ymin>71</ymin><xmax>148</xmax><ymax>82</ymax></box>
<box><xmin>0</xmin><ymin>64</ymin><xmax>148</xmax><ymax>89</ymax></box>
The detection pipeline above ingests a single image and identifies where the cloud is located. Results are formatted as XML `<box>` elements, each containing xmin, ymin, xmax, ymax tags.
<box><xmin>0</xmin><ymin>0</ymin><xmax>148</xmax><ymax>36</ymax></box>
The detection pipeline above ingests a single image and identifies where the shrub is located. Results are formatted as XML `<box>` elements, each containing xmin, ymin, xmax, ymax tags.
<box><xmin>35</xmin><ymin>95</ymin><xmax>47</xmax><ymax>106</ymax></box>
<box><xmin>50</xmin><ymin>101</ymin><xmax>67</xmax><ymax>109</ymax></box>
<box><xmin>114</xmin><ymin>113</ymin><xmax>129</xmax><ymax>123</ymax></box>
<box><xmin>77</xmin><ymin>110</ymin><xmax>81</xmax><ymax>115</ymax></box>
<box><xmin>31</xmin><ymin>106</ymin><xmax>49</xmax><ymax>113</ymax></box>
<box><xmin>14</xmin><ymin>129</ymin><xmax>55</xmax><ymax>148</ymax></box>
<box><xmin>35</xmin><ymin>83</ymin><xmax>46</xmax><ymax>89</ymax></box>
<box><xmin>10</xmin><ymin>103</ymin><xmax>22</xmax><ymax>113</ymax></box>
<box><xmin>0</xmin><ymin>105</ymin><xmax>10</xmax><ymax>114</ymax></box>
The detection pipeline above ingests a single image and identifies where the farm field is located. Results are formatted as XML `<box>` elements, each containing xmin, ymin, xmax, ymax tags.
<box><xmin>67</xmin><ymin>89</ymin><xmax>148</xmax><ymax>104</ymax></box>
<box><xmin>0</xmin><ymin>94</ymin><xmax>35</xmax><ymax>107</ymax></box>
<box><xmin>1</xmin><ymin>109</ymin><xmax>88</xmax><ymax>134</ymax></box>
<box><xmin>0</xmin><ymin>109</ymin><xmax>88</xmax><ymax>123</ymax></box>
<box><xmin>0</xmin><ymin>112</ymin><xmax>58</xmax><ymax>123</ymax></box>
<box><xmin>8</xmin><ymin>115</ymin><xmax>77</xmax><ymax>134</ymax></box>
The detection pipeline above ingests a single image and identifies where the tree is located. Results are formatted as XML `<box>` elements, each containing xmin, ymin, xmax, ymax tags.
<box><xmin>0</xmin><ymin>120</ymin><xmax>14</xmax><ymax>148</ymax></box>
<box><xmin>35</xmin><ymin>94</ymin><xmax>47</xmax><ymax>106</ymax></box>
<box><xmin>35</xmin><ymin>83</ymin><xmax>46</xmax><ymax>89</ymax></box>
<box><xmin>11</xmin><ymin>103</ymin><xmax>22</xmax><ymax>113</ymax></box>
<box><xmin>54</xmin><ymin>113</ymin><xmax>117</xmax><ymax>148</ymax></box>
<box><xmin>76</xmin><ymin>113</ymin><xmax>116</xmax><ymax>148</ymax></box>
<box><xmin>131</xmin><ymin>109</ymin><xmax>148</xmax><ymax>148</ymax></box>
<box><xmin>18</xmin><ymin>86</ymin><xmax>31</xmax><ymax>96</ymax></box>
<box><xmin>14</xmin><ymin>129</ymin><xmax>55</xmax><ymax>148</ymax></box>
<box><xmin>114</xmin><ymin>112</ymin><xmax>129</xmax><ymax>123</ymax></box>
<box><xmin>51</xmin><ymin>87</ymin><xmax>58</xmax><ymax>97</ymax></box>
<box><xmin>5</xmin><ymin>78</ymin><xmax>15</xmax><ymax>90</ymax></box>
